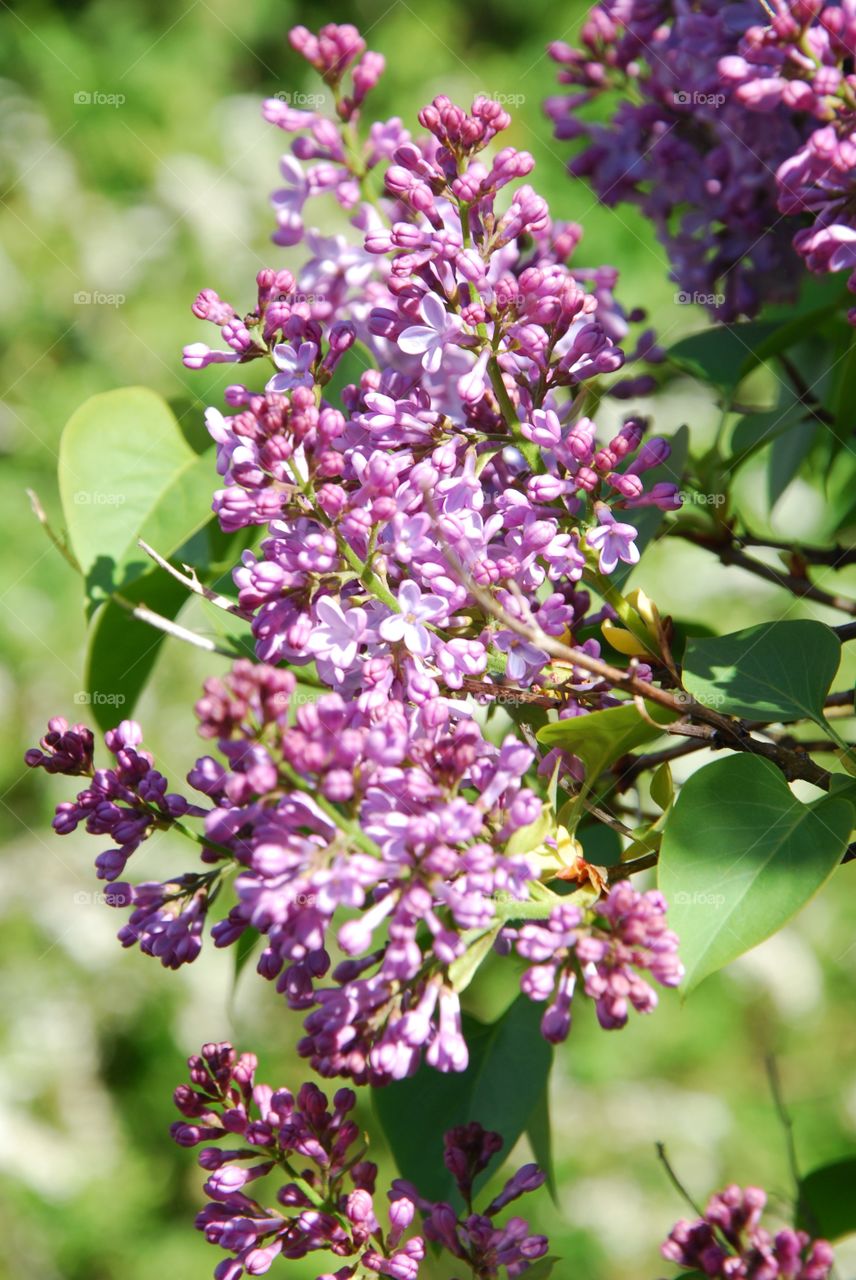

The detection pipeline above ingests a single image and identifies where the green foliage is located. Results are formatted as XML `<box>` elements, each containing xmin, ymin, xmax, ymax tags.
<box><xmin>797</xmin><ymin>1158</ymin><xmax>856</xmax><ymax>1240</ymax></box>
<box><xmin>538</xmin><ymin>702</ymin><xmax>677</xmax><ymax>815</ymax></box>
<box><xmin>660</xmin><ymin>755</ymin><xmax>854</xmax><ymax>993</ymax></box>
<box><xmin>682</xmin><ymin>621</ymin><xmax>841</xmax><ymax>730</ymax></box>
<box><xmin>59</xmin><ymin>388</ymin><xmax>215</xmax><ymax>604</ymax></box>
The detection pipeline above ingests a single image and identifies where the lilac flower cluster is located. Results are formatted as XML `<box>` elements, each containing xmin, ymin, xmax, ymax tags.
<box><xmin>173</xmin><ymin>1043</ymin><xmax>548</xmax><ymax>1280</ymax></box>
<box><xmin>513</xmin><ymin>884</ymin><xmax>683</xmax><ymax>1042</ymax></box>
<box><xmin>182</xmin><ymin>23</ymin><xmax>680</xmax><ymax>700</ymax></box>
<box><xmin>27</xmin><ymin>659</ymin><xmax>682</xmax><ymax>1080</ymax></box>
<box><xmin>662</xmin><ymin>1183</ymin><xmax>834</xmax><ymax>1279</ymax></box>
<box><xmin>720</xmin><ymin>1</ymin><xmax>856</xmax><ymax>319</ymax></box>
<box><xmin>27</xmin><ymin>23</ymin><xmax>687</xmax><ymax>1087</ymax></box>
<box><xmin>547</xmin><ymin>1</ymin><xmax>810</xmax><ymax>320</ymax></box>
<box><xmin>397</xmin><ymin>1123</ymin><xmax>549</xmax><ymax>1277</ymax></box>
<box><xmin>172</xmin><ymin>1040</ymin><xmax>425</xmax><ymax>1279</ymax></box>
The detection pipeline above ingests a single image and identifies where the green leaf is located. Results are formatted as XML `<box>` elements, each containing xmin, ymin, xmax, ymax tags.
<box><xmin>831</xmin><ymin>328</ymin><xmax>856</xmax><ymax>455</ymax></box>
<box><xmin>727</xmin><ymin>403</ymin><xmax>813</xmax><ymax>473</ymax></box>
<box><xmin>797</xmin><ymin>1158</ymin><xmax>856</xmax><ymax>1240</ymax></box>
<box><xmin>829</xmin><ymin>774</ymin><xmax>856</xmax><ymax>815</ymax></box>
<box><xmin>767</xmin><ymin>419</ymin><xmax>817</xmax><ymax>508</ymax></box>
<box><xmin>520</xmin><ymin>1258</ymin><xmax>560</xmax><ymax>1279</ymax></box>
<box><xmin>537</xmin><ymin>702</ymin><xmax>677</xmax><ymax>805</ymax></box>
<box><xmin>59</xmin><ymin>387</ymin><xmax>215</xmax><ymax>603</ymax></box>
<box><xmin>373</xmin><ymin>995</ymin><xmax>552</xmax><ymax>1205</ymax></box>
<box><xmin>667</xmin><ymin>322</ymin><xmax>778</xmax><ymax>393</ymax></box>
<box><xmin>83</xmin><ymin>570</ymin><xmax>190</xmax><ymax>732</ymax></box>
<box><xmin>650</xmin><ymin>761</ymin><xmax>674</xmax><ymax>812</ymax></box>
<box><xmin>525</xmin><ymin>1085</ymin><xmax>557</xmax><ymax>1205</ymax></box>
<box><xmin>682</xmin><ymin>620</ymin><xmax>841</xmax><ymax>731</ymax></box>
<box><xmin>232</xmin><ymin>926</ymin><xmax>262</xmax><ymax>991</ymax></box>
<box><xmin>659</xmin><ymin>755</ymin><xmax>853</xmax><ymax>993</ymax></box>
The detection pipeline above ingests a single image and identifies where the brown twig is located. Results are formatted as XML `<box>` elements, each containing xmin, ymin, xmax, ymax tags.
<box><xmin>672</xmin><ymin>528</ymin><xmax>856</xmax><ymax>617</ymax></box>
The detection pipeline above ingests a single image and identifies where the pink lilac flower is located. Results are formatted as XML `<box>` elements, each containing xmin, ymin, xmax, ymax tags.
<box><xmin>514</xmin><ymin>884</ymin><xmax>683</xmax><ymax>1042</ymax></box>
<box><xmin>662</xmin><ymin>1183</ymin><xmax>834</xmax><ymax>1280</ymax></box>
<box><xmin>267</xmin><ymin>340</ymin><xmax>318</xmax><ymax>392</ymax></box>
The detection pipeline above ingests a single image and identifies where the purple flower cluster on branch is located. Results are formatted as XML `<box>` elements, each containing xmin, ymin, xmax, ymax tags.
<box><xmin>720</xmin><ymin>0</ymin><xmax>856</xmax><ymax>320</ymax></box>
<box><xmin>27</xmin><ymin>661</ymin><xmax>682</xmax><ymax>1081</ymax></box>
<box><xmin>549</xmin><ymin>1</ymin><xmax>856</xmax><ymax>322</ymax></box>
<box><xmin>26</xmin><ymin>22</ymin><xmax>686</xmax><ymax>1089</ymax></box>
<box><xmin>513</xmin><ymin>884</ymin><xmax>683</xmax><ymax>1042</ymax></box>
<box><xmin>172</xmin><ymin>1043</ymin><xmax>548</xmax><ymax>1279</ymax></box>
<box><xmin>662</xmin><ymin>1183</ymin><xmax>834</xmax><ymax>1280</ymax></box>
<box><xmin>180</xmin><ymin>22</ymin><xmax>679</xmax><ymax>701</ymax></box>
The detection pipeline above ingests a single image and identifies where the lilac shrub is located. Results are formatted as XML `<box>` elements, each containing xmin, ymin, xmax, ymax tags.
<box><xmin>25</xmin><ymin>13</ymin><xmax>855</xmax><ymax>1278</ymax></box>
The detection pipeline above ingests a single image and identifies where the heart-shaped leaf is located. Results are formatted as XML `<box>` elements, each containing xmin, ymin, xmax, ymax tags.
<box><xmin>59</xmin><ymin>387</ymin><xmax>215</xmax><ymax>603</ymax></box>
<box><xmin>659</xmin><ymin>755</ymin><xmax>853</xmax><ymax>993</ymax></box>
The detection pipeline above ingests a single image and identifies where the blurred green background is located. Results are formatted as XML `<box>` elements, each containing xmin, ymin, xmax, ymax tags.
<box><xmin>3</xmin><ymin>1</ymin><xmax>856</xmax><ymax>1278</ymax></box>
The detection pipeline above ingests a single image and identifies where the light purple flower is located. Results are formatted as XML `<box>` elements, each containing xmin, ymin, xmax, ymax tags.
<box><xmin>397</xmin><ymin>293</ymin><xmax>462</xmax><ymax>373</ymax></box>
<box><xmin>379</xmin><ymin>582</ymin><xmax>447</xmax><ymax>656</ymax></box>
<box><xmin>305</xmin><ymin>598</ymin><xmax>368</xmax><ymax>674</ymax></box>
<box><xmin>267</xmin><ymin>340</ymin><xmax>318</xmax><ymax>392</ymax></box>
<box><xmin>586</xmin><ymin>505</ymin><xmax>640</xmax><ymax>575</ymax></box>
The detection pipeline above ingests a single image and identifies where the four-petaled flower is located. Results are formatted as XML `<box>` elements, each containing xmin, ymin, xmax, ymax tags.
<box><xmin>379</xmin><ymin>581</ymin><xmax>447</xmax><ymax>656</ymax></box>
<box><xmin>397</xmin><ymin>292</ymin><xmax>463</xmax><ymax>373</ymax></box>
<box><xmin>306</xmin><ymin>598</ymin><xmax>369</xmax><ymax>676</ymax></box>
<box><xmin>586</xmin><ymin>504</ymin><xmax>640</xmax><ymax>575</ymax></box>
<box><xmin>267</xmin><ymin>340</ymin><xmax>318</xmax><ymax>393</ymax></box>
